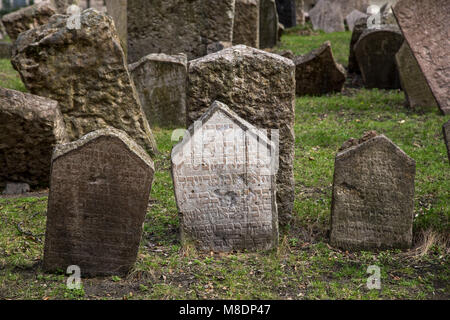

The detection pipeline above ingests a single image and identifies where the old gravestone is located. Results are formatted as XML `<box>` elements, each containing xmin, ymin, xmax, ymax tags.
<box><xmin>347</xmin><ymin>16</ymin><xmax>367</xmax><ymax>74</ymax></box>
<box><xmin>345</xmin><ymin>9</ymin><xmax>368</xmax><ymax>31</ymax></box>
<box><xmin>393</xmin><ymin>0</ymin><xmax>450</xmax><ymax>115</ymax></box>
<box><xmin>233</xmin><ymin>0</ymin><xmax>260</xmax><ymax>48</ymax></box>
<box><xmin>296</xmin><ymin>0</ymin><xmax>305</xmax><ymax>25</ymax></box>
<box><xmin>187</xmin><ymin>45</ymin><xmax>295</xmax><ymax>225</ymax></box>
<box><xmin>293</xmin><ymin>41</ymin><xmax>346</xmax><ymax>96</ymax></box>
<box><xmin>395</xmin><ymin>42</ymin><xmax>438</xmax><ymax>112</ymax></box>
<box><xmin>172</xmin><ymin>101</ymin><xmax>279</xmax><ymax>252</ymax></box>
<box><xmin>354</xmin><ymin>25</ymin><xmax>403</xmax><ymax>89</ymax></box>
<box><xmin>443</xmin><ymin>121</ymin><xmax>450</xmax><ymax>163</ymax></box>
<box><xmin>275</xmin><ymin>0</ymin><xmax>296</xmax><ymax>28</ymax></box>
<box><xmin>11</xmin><ymin>9</ymin><xmax>157</xmax><ymax>154</ymax></box>
<box><xmin>105</xmin><ymin>0</ymin><xmax>127</xmax><ymax>56</ymax></box>
<box><xmin>330</xmin><ymin>132</ymin><xmax>416</xmax><ymax>250</ymax></box>
<box><xmin>126</xmin><ymin>0</ymin><xmax>236</xmax><ymax>63</ymax></box>
<box><xmin>43</xmin><ymin>128</ymin><xmax>155</xmax><ymax>276</ymax></box>
<box><xmin>0</xmin><ymin>87</ymin><xmax>68</xmax><ymax>189</ymax></box>
<box><xmin>259</xmin><ymin>0</ymin><xmax>279</xmax><ymax>49</ymax></box>
<box><xmin>309</xmin><ymin>0</ymin><xmax>345</xmax><ymax>33</ymax></box>
<box><xmin>129</xmin><ymin>53</ymin><xmax>188</xmax><ymax>127</ymax></box>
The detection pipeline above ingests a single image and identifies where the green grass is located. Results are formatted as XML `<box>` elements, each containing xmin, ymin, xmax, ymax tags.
<box><xmin>0</xmin><ymin>29</ymin><xmax>449</xmax><ymax>300</ymax></box>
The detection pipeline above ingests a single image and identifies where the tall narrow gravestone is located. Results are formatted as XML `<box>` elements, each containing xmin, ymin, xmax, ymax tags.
<box><xmin>260</xmin><ymin>0</ymin><xmax>279</xmax><ymax>49</ymax></box>
<box><xmin>233</xmin><ymin>0</ymin><xmax>260</xmax><ymax>48</ymax></box>
<box><xmin>43</xmin><ymin>128</ymin><xmax>155</xmax><ymax>277</ymax></box>
<box><xmin>330</xmin><ymin>132</ymin><xmax>416</xmax><ymax>250</ymax></box>
<box><xmin>393</xmin><ymin>0</ymin><xmax>450</xmax><ymax>115</ymax></box>
<box><xmin>172</xmin><ymin>101</ymin><xmax>279</xmax><ymax>252</ymax></box>
<box><xmin>275</xmin><ymin>0</ymin><xmax>297</xmax><ymax>28</ymax></box>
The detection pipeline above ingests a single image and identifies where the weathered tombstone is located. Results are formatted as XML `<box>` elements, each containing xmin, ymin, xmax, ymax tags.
<box><xmin>259</xmin><ymin>0</ymin><xmax>279</xmax><ymax>49</ymax></box>
<box><xmin>309</xmin><ymin>0</ymin><xmax>345</xmax><ymax>33</ymax></box>
<box><xmin>393</xmin><ymin>0</ymin><xmax>450</xmax><ymax>115</ymax></box>
<box><xmin>354</xmin><ymin>25</ymin><xmax>403</xmax><ymax>89</ymax></box>
<box><xmin>275</xmin><ymin>0</ymin><xmax>296</xmax><ymax>28</ymax></box>
<box><xmin>50</xmin><ymin>0</ymin><xmax>78</xmax><ymax>13</ymax></box>
<box><xmin>347</xmin><ymin>16</ymin><xmax>367</xmax><ymax>74</ymax></box>
<box><xmin>443</xmin><ymin>121</ymin><xmax>450</xmax><ymax>163</ymax></box>
<box><xmin>0</xmin><ymin>41</ymin><xmax>11</xmax><ymax>59</ymax></box>
<box><xmin>296</xmin><ymin>0</ymin><xmax>305</xmax><ymax>25</ymax></box>
<box><xmin>129</xmin><ymin>53</ymin><xmax>188</xmax><ymax>127</ymax></box>
<box><xmin>233</xmin><ymin>0</ymin><xmax>260</xmax><ymax>48</ymax></box>
<box><xmin>127</xmin><ymin>0</ymin><xmax>236</xmax><ymax>63</ymax></box>
<box><xmin>43</xmin><ymin>128</ymin><xmax>155</xmax><ymax>277</ymax></box>
<box><xmin>395</xmin><ymin>42</ymin><xmax>438</xmax><ymax>112</ymax></box>
<box><xmin>2</xmin><ymin>183</ymin><xmax>30</xmax><ymax>195</ymax></box>
<box><xmin>187</xmin><ymin>45</ymin><xmax>295</xmax><ymax>225</ymax></box>
<box><xmin>330</xmin><ymin>132</ymin><xmax>416</xmax><ymax>250</ymax></box>
<box><xmin>172</xmin><ymin>101</ymin><xmax>279</xmax><ymax>252</ymax></box>
<box><xmin>293</xmin><ymin>41</ymin><xmax>346</xmax><ymax>96</ymax></box>
<box><xmin>0</xmin><ymin>87</ymin><xmax>68</xmax><ymax>188</ymax></box>
<box><xmin>105</xmin><ymin>0</ymin><xmax>127</xmax><ymax>55</ymax></box>
<box><xmin>345</xmin><ymin>9</ymin><xmax>368</xmax><ymax>31</ymax></box>
<box><xmin>1</xmin><ymin>1</ymin><xmax>56</xmax><ymax>41</ymax></box>
<box><xmin>11</xmin><ymin>9</ymin><xmax>157</xmax><ymax>154</ymax></box>
<box><xmin>206</xmin><ymin>41</ymin><xmax>233</xmax><ymax>55</ymax></box>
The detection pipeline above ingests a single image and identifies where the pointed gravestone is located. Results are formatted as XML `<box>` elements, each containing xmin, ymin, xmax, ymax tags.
<box><xmin>443</xmin><ymin>121</ymin><xmax>450</xmax><ymax>163</ymax></box>
<box><xmin>309</xmin><ymin>0</ymin><xmax>345</xmax><ymax>33</ymax></box>
<box><xmin>260</xmin><ymin>0</ymin><xmax>279</xmax><ymax>49</ymax></box>
<box><xmin>393</xmin><ymin>0</ymin><xmax>450</xmax><ymax>115</ymax></box>
<box><xmin>294</xmin><ymin>41</ymin><xmax>346</xmax><ymax>96</ymax></box>
<box><xmin>43</xmin><ymin>128</ymin><xmax>155</xmax><ymax>276</ymax></box>
<box><xmin>275</xmin><ymin>0</ymin><xmax>296</xmax><ymax>28</ymax></box>
<box><xmin>172</xmin><ymin>101</ymin><xmax>279</xmax><ymax>252</ymax></box>
<box><xmin>331</xmin><ymin>132</ymin><xmax>416</xmax><ymax>250</ymax></box>
<box><xmin>233</xmin><ymin>0</ymin><xmax>260</xmax><ymax>48</ymax></box>
<box><xmin>187</xmin><ymin>45</ymin><xmax>295</xmax><ymax>225</ymax></box>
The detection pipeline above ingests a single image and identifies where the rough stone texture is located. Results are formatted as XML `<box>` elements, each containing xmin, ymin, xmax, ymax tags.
<box><xmin>187</xmin><ymin>45</ymin><xmax>295</xmax><ymax>225</ymax></box>
<box><xmin>43</xmin><ymin>128</ymin><xmax>155</xmax><ymax>277</ymax></box>
<box><xmin>105</xmin><ymin>0</ymin><xmax>127</xmax><ymax>55</ymax></box>
<box><xmin>309</xmin><ymin>0</ymin><xmax>345</xmax><ymax>33</ymax></box>
<box><xmin>393</xmin><ymin>0</ymin><xmax>450</xmax><ymax>115</ymax></box>
<box><xmin>395</xmin><ymin>42</ymin><xmax>438</xmax><ymax>112</ymax></box>
<box><xmin>347</xmin><ymin>16</ymin><xmax>367</xmax><ymax>74</ymax></box>
<box><xmin>127</xmin><ymin>0</ymin><xmax>236</xmax><ymax>63</ymax></box>
<box><xmin>11</xmin><ymin>9</ymin><xmax>157</xmax><ymax>154</ymax></box>
<box><xmin>346</xmin><ymin>9</ymin><xmax>368</xmax><ymax>31</ymax></box>
<box><xmin>443</xmin><ymin>121</ymin><xmax>450</xmax><ymax>163</ymax></box>
<box><xmin>296</xmin><ymin>0</ymin><xmax>305</xmax><ymax>25</ymax></box>
<box><xmin>304</xmin><ymin>0</ymin><xmax>317</xmax><ymax>11</ymax></box>
<box><xmin>0</xmin><ymin>87</ymin><xmax>68</xmax><ymax>188</ymax></box>
<box><xmin>260</xmin><ymin>0</ymin><xmax>279</xmax><ymax>49</ymax></box>
<box><xmin>50</xmin><ymin>0</ymin><xmax>78</xmax><ymax>13</ymax></box>
<box><xmin>294</xmin><ymin>41</ymin><xmax>346</xmax><ymax>96</ymax></box>
<box><xmin>2</xmin><ymin>183</ymin><xmax>30</xmax><ymax>195</ymax></box>
<box><xmin>233</xmin><ymin>0</ymin><xmax>260</xmax><ymax>48</ymax></box>
<box><xmin>276</xmin><ymin>0</ymin><xmax>296</xmax><ymax>28</ymax></box>
<box><xmin>207</xmin><ymin>41</ymin><xmax>233</xmax><ymax>55</ymax></box>
<box><xmin>172</xmin><ymin>101</ymin><xmax>279</xmax><ymax>252</ymax></box>
<box><xmin>129</xmin><ymin>53</ymin><xmax>187</xmax><ymax>128</ymax></box>
<box><xmin>1</xmin><ymin>1</ymin><xmax>56</xmax><ymax>41</ymax></box>
<box><xmin>0</xmin><ymin>41</ymin><xmax>11</xmax><ymax>59</ymax></box>
<box><xmin>331</xmin><ymin>132</ymin><xmax>416</xmax><ymax>250</ymax></box>
<box><xmin>354</xmin><ymin>25</ymin><xmax>403</xmax><ymax>89</ymax></box>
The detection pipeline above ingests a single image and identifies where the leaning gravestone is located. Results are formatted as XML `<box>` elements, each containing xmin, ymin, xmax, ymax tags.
<box><xmin>0</xmin><ymin>87</ymin><xmax>68</xmax><ymax>188</ymax></box>
<box><xmin>347</xmin><ymin>16</ymin><xmax>367</xmax><ymax>74</ymax></box>
<box><xmin>354</xmin><ymin>25</ymin><xmax>403</xmax><ymax>89</ymax></box>
<box><xmin>129</xmin><ymin>53</ymin><xmax>188</xmax><ymax>127</ymax></box>
<box><xmin>443</xmin><ymin>121</ymin><xmax>450</xmax><ymax>163</ymax></box>
<box><xmin>127</xmin><ymin>0</ymin><xmax>236</xmax><ymax>63</ymax></box>
<box><xmin>233</xmin><ymin>0</ymin><xmax>260</xmax><ymax>48</ymax></box>
<box><xmin>294</xmin><ymin>41</ymin><xmax>346</xmax><ymax>96</ymax></box>
<box><xmin>11</xmin><ymin>9</ymin><xmax>157</xmax><ymax>154</ymax></box>
<box><xmin>395</xmin><ymin>42</ymin><xmax>438</xmax><ymax>112</ymax></box>
<box><xmin>172</xmin><ymin>101</ymin><xmax>279</xmax><ymax>252</ymax></box>
<box><xmin>393</xmin><ymin>0</ymin><xmax>450</xmax><ymax>115</ymax></box>
<box><xmin>259</xmin><ymin>0</ymin><xmax>279</xmax><ymax>49</ymax></box>
<box><xmin>309</xmin><ymin>0</ymin><xmax>345</xmax><ymax>33</ymax></box>
<box><xmin>330</xmin><ymin>132</ymin><xmax>416</xmax><ymax>250</ymax></box>
<box><xmin>187</xmin><ymin>45</ymin><xmax>295</xmax><ymax>225</ymax></box>
<box><xmin>345</xmin><ymin>9</ymin><xmax>368</xmax><ymax>31</ymax></box>
<box><xmin>275</xmin><ymin>0</ymin><xmax>296</xmax><ymax>28</ymax></box>
<box><xmin>43</xmin><ymin>128</ymin><xmax>155</xmax><ymax>276</ymax></box>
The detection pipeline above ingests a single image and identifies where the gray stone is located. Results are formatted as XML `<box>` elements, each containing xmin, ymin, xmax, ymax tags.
<box><xmin>43</xmin><ymin>128</ymin><xmax>155</xmax><ymax>277</ymax></box>
<box><xmin>336</xmin><ymin>0</ymin><xmax>371</xmax><ymax>18</ymax></box>
<box><xmin>331</xmin><ymin>132</ymin><xmax>416</xmax><ymax>251</ymax></box>
<box><xmin>207</xmin><ymin>41</ymin><xmax>233</xmax><ymax>55</ymax></box>
<box><xmin>347</xmin><ymin>16</ymin><xmax>367</xmax><ymax>74</ymax></box>
<box><xmin>0</xmin><ymin>41</ymin><xmax>11</xmax><ymax>59</ymax></box>
<box><xmin>276</xmin><ymin>0</ymin><xmax>296</xmax><ymax>28</ymax></box>
<box><xmin>345</xmin><ymin>9</ymin><xmax>368</xmax><ymax>31</ymax></box>
<box><xmin>129</xmin><ymin>53</ymin><xmax>187</xmax><ymax>128</ymax></box>
<box><xmin>309</xmin><ymin>0</ymin><xmax>345</xmax><ymax>33</ymax></box>
<box><xmin>354</xmin><ymin>25</ymin><xmax>403</xmax><ymax>89</ymax></box>
<box><xmin>259</xmin><ymin>0</ymin><xmax>279</xmax><ymax>49</ymax></box>
<box><xmin>187</xmin><ymin>45</ymin><xmax>295</xmax><ymax>225</ymax></box>
<box><xmin>105</xmin><ymin>0</ymin><xmax>127</xmax><ymax>55</ymax></box>
<box><xmin>393</xmin><ymin>0</ymin><xmax>450</xmax><ymax>115</ymax></box>
<box><xmin>443</xmin><ymin>121</ymin><xmax>450</xmax><ymax>163</ymax></box>
<box><xmin>304</xmin><ymin>0</ymin><xmax>317</xmax><ymax>11</ymax></box>
<box><xmin>0</xmin><ymin>87</ymin><xmax>68</xmax><ymax>188</ymax></box>
<box><xmin>11</xmin><ymin>9</ymin><xmax>157</xmax><ymax>154</ymax></box>
<box><xmin>172</xmin><ymin>101</ymin><xmax>279</xmax><ymax>252</ymax></box>
<box><xmin>2</xmin><ymin>182</ymin><xmax>30</xmax><ymax>195</ymax></box>
<box><xmin>233</xmin><ymin>0</ymin><xmax>260</xmax><ymax>48</ymax></box>
<box><xmin>395</xmin><ymin>42</ymin><xmax>438</xmax><ymax>112</ymax></box>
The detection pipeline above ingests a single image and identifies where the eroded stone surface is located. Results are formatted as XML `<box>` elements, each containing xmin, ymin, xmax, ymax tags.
<box><xmin>129</xmin><ymin>53</ymin><xmax>187</xmax><ymax>127</ymax></box>
<box><xmin>11</xmin><ymin>9</ymin><xmax>157</xmax><ymax>154</ymax></box>
<box><xmin>331</xmin><ymin>133</ymin><xmax>416</xmax><ymax>250</ymax></box>
<box><xmin>260</xmin><ymin>0</ymin><xmax>279</xmax><ymax>48</ymax></box>
<box><xmin>172</xmin><ymin>101</ymin><xmax>278</xmax><ymax>252</ymax></box>
<box><xmin>309</xmin><ymin>0</ymin><xmax>345</xmax><ymax>33</ymax></box>
<box><xmin>187</xmin><ymin>45</ymin><xmax>295</xmax><ymax>225</ymax></box>
<box><xmin>443</xmin><ymin>121</ymin><xmax>450</xmax><ymax>163</ymax></box>
<box><xmin>43</xmin><ymin>128</ymin><xmax>155</xmax><ymax>277</ymax></box>
<box><xmin>0</xmin><ymin>87</ymin><xmax>68</xmax><ymax>188</ymax></box>
<box><xmin>393</xmin><ymin>0</ymin><xmax>450</xmax><ymax>115</ymax></box>
<box><xmin>233</xmin><ymin>0</ymin><xmax>260</xmax><ymax>48</ymax></box>
<box><xmin>276</xmin><ymin>0</ymin><xmax>296</xmax><ymax>28</ymax></box>
<box><xmin>294</xmin><ymin>41</ymin><xmax>346</xmax><ymax>96</ymax></box>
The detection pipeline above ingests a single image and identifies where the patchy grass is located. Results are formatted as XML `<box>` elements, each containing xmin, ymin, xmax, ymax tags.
<box><xmin>0</xmin><ymin>59</ymin><xmax>25</xmax><ymax>92</ymax></box>
<box><xmin>0</xmin><ymin>29</ymin><xmax>449</xmax><ymax>300</ymax></box>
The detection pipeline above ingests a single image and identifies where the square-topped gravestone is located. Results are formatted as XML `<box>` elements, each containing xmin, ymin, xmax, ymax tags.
<box><xmin>43</xmin><ymin>128</ymin><xmax>155</xmax><ymax>277</ymax></box>
<box><xmin>330</xmin><ymin>132</ymin><xmax>416</xmax><ymax>250</ymax></box>
<box><xmin>172</xmin><ymin>101</ymin><xmax>279</xmax><ymax>252</ymax></box>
